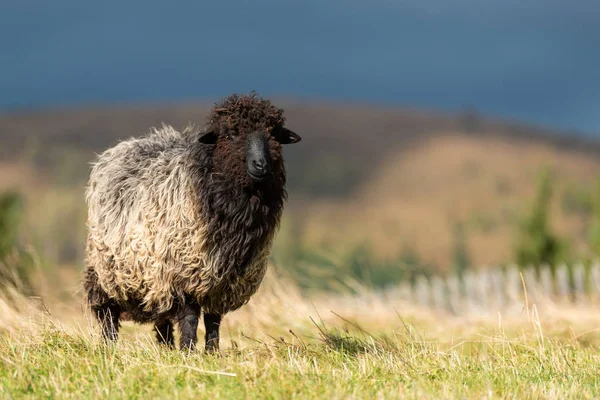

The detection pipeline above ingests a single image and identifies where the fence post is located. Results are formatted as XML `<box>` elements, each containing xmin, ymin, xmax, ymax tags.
<box><xmin>504</xmin><ymin>265</ymin><xmax>522</xmax><ymax>306</ymax></box>
<box><xmin>414</xmin><ymin>275</ymin><xmax>430</xmax><ymax>308</ymax></box>
<box><xmin>446</xmin><ymin>275</ymin><xmax>462</xmax><ymax>315</ymax></box>
<box><xmin>477</xmin><ymin>267</ymin><xmax>490</xmax><ymax>311</ymax></box>
<box><xmin>555</xmin><ymin>264</ymin><xmax>569</xmax><ymax>302</ymax></box>
<box><xmin>463</xmin><ymin>269</ymin><xmax>476</xmax><ymax>314</ymax></box>
<box><xmin>572</xmin><ymin>263</ymin><xmax>586</xmax><ymax>304</ymax></box>
<box><xmin>590</xmin><ymin>262</ymin><xmax>600</xmax><ymax>303</ymax></box>
<box><xmin>539</xmin><ymin>265</ymin><xmax>554</xmax><ymax>301</ymax></box>
<box><xmin>523</xmin><ymin>267</ymin><xmax>539</xmax><ymax>305</ymax></box>
<box><xmin>396</xmin><ymin>282</ymin><xmax>413</xmax><ymax>303</ymax></box>
<box><xmin>488</xmin><ymin>267</ymin><xmax>506</xmax><ymax>312</ymax></box>
<box><xmin>429</xmin><ymin>275</ymin><xmax>446</xmax><ymax>312</ymax></box>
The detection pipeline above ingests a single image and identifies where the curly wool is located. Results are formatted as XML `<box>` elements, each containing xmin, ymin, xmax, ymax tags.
<box><xmin>207</xmin><ymin>92</ymin><xmax>286</xmax><ymax>137</ymax></box>
<box><xmin>84</xmin><ymin>94</ymin><xmax>289</xmax><ymax>319</ymax></box>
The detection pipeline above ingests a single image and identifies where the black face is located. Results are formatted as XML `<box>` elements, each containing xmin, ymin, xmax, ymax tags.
<box><xmin>246</xmin><ymin>132</ymin><xmax>270</xmax><ymax>182</ymax></box>
<box><xmin>198</xmin><ymin>124</ymin><xmax>302</xmax><ymax>185</ymax></box>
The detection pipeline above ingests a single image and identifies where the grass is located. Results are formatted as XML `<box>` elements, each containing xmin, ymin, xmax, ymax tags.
<box><xmin>2</xmin><ymin>267</ymin><xmax>600</xmax><ymax>400</ymax></box>
<box><xmin>5</xmin><ymin>104</ymin><xmax>600</xmax><ymax>398</ymax></box>
<box><xmin>1</xmin><ymin>316</ymin><xmax>600</xmax><ymax>399</ymax></box>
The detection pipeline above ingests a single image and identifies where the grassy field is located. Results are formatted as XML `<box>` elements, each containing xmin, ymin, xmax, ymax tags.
<box><xmin>2</xmin><ymin>320</ymin><xmax>599</xmax><ymax>399</ymax></box>
<box><xmin>2</xmin><ymin>270</ymin><xmax>600</xmax><ymax>399</ymax></box>
<box><xmin>3</xmin><ymin>104</ymin><xmax>600</xmax><ymax>398</ymax></box>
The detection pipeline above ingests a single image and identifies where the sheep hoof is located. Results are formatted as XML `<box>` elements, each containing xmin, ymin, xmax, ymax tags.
<box><xmin>205</xmin><ymin>341</ymin><xmax>220</xmax><ymax>355</ymax></box>
<box><xmin>154</xmin><ymin>320</ymin><xmax>175</xmax><ymax>348</ymax></box>
<box><xmin>180</xmin><ymin>342</ymin><xmax>197</xmax><ymax>352</ymax></box>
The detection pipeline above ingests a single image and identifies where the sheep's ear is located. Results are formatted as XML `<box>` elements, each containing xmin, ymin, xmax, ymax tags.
<box><xmin>199</xmin><ymin>130</ymin><xmax>218</xmax><ymax>144</ymax></box>
<box><xmin>277</xmin><ymin>127</ymin><xmax>302</xmax><ymax>144</ymax></box>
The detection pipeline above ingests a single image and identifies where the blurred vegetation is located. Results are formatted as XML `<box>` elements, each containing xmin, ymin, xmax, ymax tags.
<box><xmin>4</xmin><ymin>105</ymin><xmax>600</xmax><ymax>294</ymax></box>
<box><xmin>272</xmin><ymin>216</ymin><xmax>435</xmax><ymax>292</ymax></box>
<box><xmin>0</xmin><ymin>191</ymin><xmax>35</xmax><ymax>294</ymax></box>
<box><xmin>8</xmin><ymin>146</ymin><xmax>600</xmax><ymax>295</ymax></box>
<box><xmin>0</xmin><ymin>192</ymin><xmax>22</xmax><ymax>259</ymax></box>
<box><xmin>562</xmin><ymin>183</ymin><xmax>593</xmax><ymax>217</ymax></box>
<box><xmin>587</xmin><ymin>179</ymin><xmax>600</xmax><ymax>257</ymax></box>
<box><xmin>451</xmin><ymin>222</ymin><xmax>471</xmax><ymax>293</ymax></box>
<box><xmin>6</xmin><ymin>144</ymin><xmax>600</xmax><ymax>296</ymax></box>
<box><xmin>560</xmin><ymin>178</ymin><xmax>600</xmax><ymax>259</ymax></box>
<box><xmin>514</xmin><ymin>169</ymin><xmax>569</xmax><ymax>274</ymax></box>
<box><xmin>286</xmin><ymin>152</ymin><xmax>365</xmax><ymax>198</ymax></box>
<box><xmin>467</xmin><ymin>212</ymin><xmax>498</xmax><ymax>234</ymax></box>
<box><xmin>277</xmin><ymin>243</ymin><xmax>435</xmax><ymax>293</ymax></box>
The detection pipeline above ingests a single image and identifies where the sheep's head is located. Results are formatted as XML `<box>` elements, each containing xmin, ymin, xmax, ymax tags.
<box><xmin>199</xmin><ymin>92</ymin><xmax>301</xmax><ymax>188</ymax></box>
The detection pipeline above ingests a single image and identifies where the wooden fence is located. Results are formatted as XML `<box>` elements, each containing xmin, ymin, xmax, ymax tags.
<box><xmin>382</xmin><ymin>263</ymin><xmax>600</xmax><ymax>315</ymax></box>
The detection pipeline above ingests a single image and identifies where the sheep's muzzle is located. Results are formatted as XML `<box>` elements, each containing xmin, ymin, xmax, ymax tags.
<box><xmin>246</xmin><ymin>132</ymin><xmax>271</xmax><ymax>182</ymax></box>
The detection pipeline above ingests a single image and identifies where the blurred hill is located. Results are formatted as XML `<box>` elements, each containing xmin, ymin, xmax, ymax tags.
<box><xmin>1</xmin><ymin>102</ymin><xmax>600</xmax><ymax>271</ymax></box>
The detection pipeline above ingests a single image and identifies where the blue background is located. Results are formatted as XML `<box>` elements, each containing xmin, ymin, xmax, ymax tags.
<box><xmin>1</xmin><ymin>1</ymin><xmax>599</xmax><ymax>135</ymax></box>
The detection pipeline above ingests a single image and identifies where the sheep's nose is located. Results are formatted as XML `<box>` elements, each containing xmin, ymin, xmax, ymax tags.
<box><xmin>248</xmin><ymin>158</ymin><xmax>269</xmax><ymax>180</ymax></box>
<box><xmin>246</xmin><ymin>132</ymin><xmax>271</xmax><ymax>181</ymax></box>
<box><xmin>252</xmin><ymin>159</ymin><xmax>267</xmax><ymax>173</ymax></box>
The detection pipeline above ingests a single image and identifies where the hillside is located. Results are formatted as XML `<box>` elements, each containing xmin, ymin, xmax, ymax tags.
<box><xmin>1</xmin><ymin>101</ymin><xmax>600</xmax><ymax>271</ymax></box>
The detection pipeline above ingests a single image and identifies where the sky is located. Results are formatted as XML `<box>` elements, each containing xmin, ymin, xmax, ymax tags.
<box><xmin>1</xmin><ymin>0</ymin><xmax>599</xmax><ymax>135</ymax></box>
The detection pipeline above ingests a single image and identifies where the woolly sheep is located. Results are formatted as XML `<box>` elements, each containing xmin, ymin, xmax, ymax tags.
<box><xmin>83</xmin><ymin>92</ymin><xmax>301</xmax><ymax>352</ymax></box>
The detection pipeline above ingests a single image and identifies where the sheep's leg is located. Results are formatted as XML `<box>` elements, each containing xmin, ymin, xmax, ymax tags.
<box><xmin>177</xmin><ymin>302</ymin><xmax>201</xmax><ymax>351</ymax></box>
<box><xmin>204</xmin><ymin>313</ymin><xmax>221</xmax><ymax>353</ymax></box>
<box><xmin>96</xmin><ymin>304</ymin><xmax>121</xmax><ymax>343</ymax></box>
<box><xmin>85</xmin><ymin>266</ymin><xmax>121</xmax><ymax>342</ymax></box>
<box><xmin>154</xmin><ymin>320</ymin><xmax>174</xmax><ymax>348</ymax></box>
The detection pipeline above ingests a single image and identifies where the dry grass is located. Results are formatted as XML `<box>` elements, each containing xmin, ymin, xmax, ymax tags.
<box><xmin>3</xmin><ymin>109</ymin><xmax>600</xmax><ymax>397</ymax></box>
<box><xmin>2</xmin><ymin>267</ymin><xmax>600</xmax><ymax>399</ymax></box>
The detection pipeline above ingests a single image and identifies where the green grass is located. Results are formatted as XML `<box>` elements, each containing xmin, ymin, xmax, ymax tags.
<box><xmin>1</xmin><ymin>319</ymin><xmax>599</xmax><ymax>399</ymax></box>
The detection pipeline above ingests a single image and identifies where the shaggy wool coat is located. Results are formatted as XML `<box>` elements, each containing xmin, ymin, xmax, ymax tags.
<box><xmin>84</xmin><ymin>124</ymin><xmax>286</xmax><ymax>320</ymax></box>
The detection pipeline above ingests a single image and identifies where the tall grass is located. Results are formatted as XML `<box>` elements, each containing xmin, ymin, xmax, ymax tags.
<box><xmin>2</xmin><ymin>268</ymin><xmax>600</xmax><ymax>399</ymax></box>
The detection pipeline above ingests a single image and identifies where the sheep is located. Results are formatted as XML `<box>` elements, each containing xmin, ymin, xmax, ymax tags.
<box><xmin>83</xmin><ymin>92</ymin><xmax>301</xmax><ymax>352</ymax></box>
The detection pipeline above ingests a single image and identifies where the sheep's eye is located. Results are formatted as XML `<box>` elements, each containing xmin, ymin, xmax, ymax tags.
<box><xmin>226</xmin><ymin>133</ymin><xmax>238</xmax><ymax>141</ymax></box>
